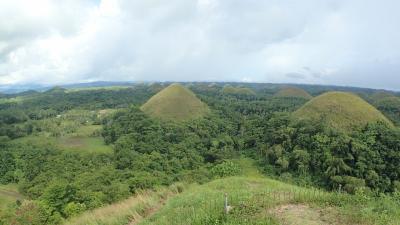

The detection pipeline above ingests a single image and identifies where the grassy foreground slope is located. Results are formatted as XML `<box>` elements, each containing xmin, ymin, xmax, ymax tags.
<box><xmin>293</xmin><ymin>91</ymin><xmax>392</xmax><ymax>132</ymax></box>
<box><xmin>140</xmin><ymin>83</ymin><xmax>209</xmax><ymax>121</ymax></box>
<box><xmin>274</xmin><ymin>87</ymin><xmax>313</xmax><ymax>99</ymax></box>
<box><xmin>66</xmin><ymin>159</ymin><xmax>400</xmax><ymax>225</ymax></box>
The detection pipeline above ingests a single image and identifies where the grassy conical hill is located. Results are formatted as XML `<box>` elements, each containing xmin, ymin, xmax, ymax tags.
<box><xmin>293</xmin><ymin>92</ymin><xmax>392</xmax><ymax>132</ymax></box>
<box><xmin>222</xmin><ymin>85</ymin><xmax>256</xmax><ymax>96</ymax></box>
<box><xmin>274</xmin><ymin>86</ymin><xmax>312</xmax><ymax>99</ymax></box>
<box><xmin>140</xmin><ymin>83</ymin><xmax>209</xmax><ymax>121</ymax></box>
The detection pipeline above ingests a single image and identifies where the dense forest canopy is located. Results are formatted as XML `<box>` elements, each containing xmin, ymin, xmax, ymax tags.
<box><xmin>0</xmin><ymin>82</ymin><xmax>399</xmax><ymax>224</ymax></box>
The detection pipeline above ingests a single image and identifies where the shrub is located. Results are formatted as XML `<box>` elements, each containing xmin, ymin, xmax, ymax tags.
<box><xmin>211</xmin><ymin>161</ymin><xmax>241</xmax><ymax>178</ymax></box>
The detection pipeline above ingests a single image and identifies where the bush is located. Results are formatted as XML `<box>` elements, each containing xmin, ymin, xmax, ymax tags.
<box><xmin>211</xmin><ymin>161</ymin><xmax>241</xmax><ymax>178</ymax></box>
<box><xmin>63</xmin><ymin>202</ymin><xmax>86</xmax><ymax>218</ymax></box>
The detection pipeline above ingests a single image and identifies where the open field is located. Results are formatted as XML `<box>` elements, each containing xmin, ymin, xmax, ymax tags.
<box><xmin>0</xmin><ymin>184</ymin><xmax>24</xmax><ymax>218</ymax></box>
<box><xmin>59</xmin><ymin>136</ymin><xmax>113</xmax><ymax>154</ymax></box>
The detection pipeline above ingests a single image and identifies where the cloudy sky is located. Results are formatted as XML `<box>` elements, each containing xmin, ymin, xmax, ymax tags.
<box><xmin>1</xmin><ymin>0</ymin><xmax>400</xmax><ymax>90</ymax></box>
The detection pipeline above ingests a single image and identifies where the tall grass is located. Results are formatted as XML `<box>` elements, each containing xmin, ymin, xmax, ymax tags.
<box><xmin>138</xmin><ymin>177</ymin><xmax>400</xmax><ymax>225</ymax></box>
<box><xmin>65</xmin><ymin>184</ymin><xmax>183</xmax><ymax>225</ymax></box>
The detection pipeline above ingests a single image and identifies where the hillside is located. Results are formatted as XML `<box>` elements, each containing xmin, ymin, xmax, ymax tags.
<box><xmin>222</xmin><ymin>85</ymin><xmax>256</xmax><ymax>96</ymax></box>
<box><xmin>371</xmin><ymin>94</ymin><xmax>400</xmax><ymax>125</ymax></box>
<box><xmin>66</xmin><ymin>159</ymin><xmax>400</xmax><ymax>225</ymax></box>
<box><xmin>293</xmin><ymin>92</ymin><xmax>392</xmax><ymax>132</ymax></box>
<box><xmin>140</xmin><ymin>83</ymin><xmax>210</xmax><ymax>121</ymax></box>
<box><xmin>274</xmin><ymin>87</ymin><xmax>313</xmax><ymax>99</ymax></box>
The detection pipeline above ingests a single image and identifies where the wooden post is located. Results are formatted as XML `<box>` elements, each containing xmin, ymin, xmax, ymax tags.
<box><xmin>224</xmin><ymin>193</ymin><xmax>229</xmax><ymax>215</ymax></box>
<box><xmin>338</xmin><ymin>184</ymin><xmax>342</xmax><ymax>193</ymax></box>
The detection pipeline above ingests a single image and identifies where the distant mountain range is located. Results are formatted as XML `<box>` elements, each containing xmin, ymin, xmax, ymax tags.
<box><xmin>0</xmin><ymin>81</ymin><xmax>135</xmax><ymax>94</ymax></box>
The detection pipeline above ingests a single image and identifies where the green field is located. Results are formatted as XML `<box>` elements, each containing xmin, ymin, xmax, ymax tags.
<box><xmin>0</xmin><ymin>184</ymin><xmax>24</xmax><ymax>218</ymax></box>
<box><xmin>59</xmin><ymin>136</ymin><xmax>113</xmax><ymax>154</ymax></box>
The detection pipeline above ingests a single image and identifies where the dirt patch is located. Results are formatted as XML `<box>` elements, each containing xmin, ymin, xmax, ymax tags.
<box><xmin>269</xmin><ymin>204</ymin><xmax>342</xmax><ymax>225</ymax></box>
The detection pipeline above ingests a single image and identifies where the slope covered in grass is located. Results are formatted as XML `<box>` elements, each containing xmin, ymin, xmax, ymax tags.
<box><xmin>221</xmin><ymin>85</ymin><xmax>256</xmax><ymax>96</ymax></box>
<box><xmin>274</xmin><ymin>87</ymin><xmax>313</xmax><ymax>99</ymax></box>
<box><xmin>64</xmin><ymin>185</ymin><xmax>181</xmax><ymax>225</ymax></box>
<box><xmin>66</xmin><ymin>159</ymin><xmax>400</xmax><ymax>225</ymax></box>
<box><xmin>0</xmin><ymin>184</ymin><xmax>24</xmax><ymax>221</ymax></box>
<box><xmin>140</xmin><ymin>83</ymin><xmax>209</xmax><ymax>121</ymax></box>
<box><xmin>293</xmin><ymin>92</ymin><xmax>392</xmax><ymax>132</ymax></box>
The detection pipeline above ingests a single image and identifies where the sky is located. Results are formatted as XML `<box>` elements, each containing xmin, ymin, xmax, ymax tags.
<box><xmin>1</xmin><ymin>0</ymin><xmax>400</xmax><ymax>90</ymax></box>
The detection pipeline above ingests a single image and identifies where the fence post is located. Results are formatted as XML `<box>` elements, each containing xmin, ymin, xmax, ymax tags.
<box><xmin>224</xmin><ymin>193</ymin><xmax>229</xmax><ymax>215</ymax></box>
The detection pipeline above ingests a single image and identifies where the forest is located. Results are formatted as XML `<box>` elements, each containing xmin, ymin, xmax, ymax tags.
<box><xmin>0</xmin><ymin>82</ymin><xmax>399</xmax><ymax>224</ymax></box>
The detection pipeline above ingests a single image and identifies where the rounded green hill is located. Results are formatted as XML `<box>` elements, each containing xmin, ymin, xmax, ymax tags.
<box><xmin>222</xmin><ymin>85</ymin><xmax>256</xmax><ymax>96</ymax></box>
<box><xmin>293</xmin><ymin>92</ymin><xmax>392</xmax><ymax>132</ymax></box>
<box><xmin>274</xmin><ymin>87</ymin><xmax>312</xmax><ymax>99</ymax></box>
<box><xmin>141</xmin><ymin>83</ymin><xmax>210</xmax><ymax>121</ymax></box>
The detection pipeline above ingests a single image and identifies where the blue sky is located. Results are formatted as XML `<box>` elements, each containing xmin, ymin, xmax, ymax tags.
<box><xmin>1</xmin><ymin>0</ymin><xmax>400</xmax><ymax>90</ymax></box>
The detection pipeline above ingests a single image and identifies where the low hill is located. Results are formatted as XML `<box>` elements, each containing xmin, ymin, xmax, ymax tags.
<box><xmin>293</xmin><ymin>92</ymin><xmax>392</xmax><ymax>132</ymax></box>
<box><xmin>222</xmin><ymin>85</ymin><xmax>256</xmax><ymax>96</ymax></box>
<box><xmin>371</xmin><ymin>95</ymin><xmax>400</xmax><ymax>125</ymax></box>
<box><xmin>274</xmin><ymin>87</ymin><xmax>313</xmax><ymax>99</ymax></box>
<box><xmin>66</xmin><ymin>159</ymin><xmax>400</xmax><ymax>225</ymax></box>
<box><xmin>140</xmin><ymin>83</ymin><xmax>209</xmax><ymax>121</ymax></box>
<box><xmin>45</xmin><ymin>86</ymin><xmax>67</xmax><ymax>93</ymax></box>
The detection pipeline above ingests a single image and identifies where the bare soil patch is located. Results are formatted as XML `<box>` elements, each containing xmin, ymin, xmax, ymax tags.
<box><xmin>269</xmin><ymin>204</ymin><xmax>343</xmax><ymax>225</ymax></box>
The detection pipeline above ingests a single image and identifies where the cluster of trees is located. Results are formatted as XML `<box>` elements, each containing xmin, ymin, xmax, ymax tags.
<box><xmin>241</xmin><ymin>113</ymin><xmax>400</xmax><ymax>193</ymax></box>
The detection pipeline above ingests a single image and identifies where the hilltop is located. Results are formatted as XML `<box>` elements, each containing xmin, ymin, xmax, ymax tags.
<box><xmin>140</xmin><ymin>83</ymin><xmax>209</xmax><ymax>121</ymax></box>
<box><xmin>293</xmin><ymin>92</ymin><xmax>392</xmax><ymax>132</ymax></box>
<box><xmin>274</xmin><ymin>86</ymin><xmax>313</xmax><ymax>99</ymax></box>
<box><xmin>221</xmin><ymin>85</ymin><xmax>256</xmax><ymax>96</ymax></box>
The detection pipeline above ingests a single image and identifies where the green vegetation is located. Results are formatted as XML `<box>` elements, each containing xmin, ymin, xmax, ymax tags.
<box><xmin>369</xmin><ymin>92</ymin><xmax>400</xmax><ymax>126</ymax></box>
<box><xmin>222</xmin><ymin>85</ymin><xmax>256</xmax><ymax>96</ymax></box>
<box><xmin>274</xmin><ymin>86</ymin><xmax>313</xmax><ymax>99</ymax></box>
<box><xmin>139</xmin><ymin>176</ymin><xmax>400</xmax><ymax>225</ymax></box>
<box><xmin>140</xmin><ymin>83</ymin><xmax>210</xmax><ymax>121</ymax></box>
<box><xmin>0</xmin><ymin>184</ymin><xmax>24</xmax><ymax>219</ymax></box>
<box><xmin>0</xmin><ymin>83</ymin><xmax>399</xmax><ymax>224</ymax></box>
<box><xmin>293</xmin><ymin>91</ymin><xmax>392</xmax><ymax>132</ymax></box>
<box><xmin>67</xmin><ymin>159</ymin><xmax>400</xmax><ymax>225</ymax></box>
<box><xmin>64</xmin><ymin>185</ymin><xmax>181</xmax><ymax>225</ymax></box>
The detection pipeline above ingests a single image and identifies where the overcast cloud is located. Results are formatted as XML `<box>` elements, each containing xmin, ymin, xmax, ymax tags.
<box><xmin>1</xmin><ymin>0</ymin><xmax>399</xmax><ymax>90</ymax></box>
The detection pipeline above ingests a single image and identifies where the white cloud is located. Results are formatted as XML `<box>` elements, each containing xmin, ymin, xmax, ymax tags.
<box><xmin>0</xmin><ymin>0</ymin><xmax>399</xmax><ymax>90</ymax></box>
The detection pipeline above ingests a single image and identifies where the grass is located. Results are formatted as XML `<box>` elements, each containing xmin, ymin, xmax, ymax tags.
<box><xmin>64</xmin><ymin>184</ymin><xmax>182</xmax><ymax>225</ymax></box>
<box><xmin>293</xmin><ymin>91</ymin><xmax>393</xmax><ymax>132</ymax></box>
<box><xmin>274</xmin><ymin>87</ymin><xmax>312</xmax><ymax>99</ymax></box>
<box><xmin>65</xmin><ymin>158</ymin><xmax>400</xmax><ymax>225</ymax></box>
<box><xmin>222</xmin><ymin>86</ymin><xmax>256</xmax><ymax>96</ymax></box>
<box><xmin>140</xmin><ymin>83</ymin><xmax>210</xmax><ymax>121</ymax></box>
<box><xmin>0</xmin><ymin>184</ymin><xmax>23</xmax><ymax>219</ymax></box>
<box><xmin>59</xmin><ymin>136</ymin><xmax>113</xmax><ymax>154</ymax></box>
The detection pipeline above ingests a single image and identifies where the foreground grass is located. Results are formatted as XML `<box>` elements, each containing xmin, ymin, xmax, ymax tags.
<box><xmin>65</xmin><ymin>184</ymin><xmax>183</xmax><ymax>225</ymax></box>
<box><xmin>65</xmin><ymin>159</ymin><xmax>400</xmax><ymax>225</ymax></box>
<box><xmin>139</xmin><ymin>176</ymin><xmax>399</xmax><ymax>225</ymax></box>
